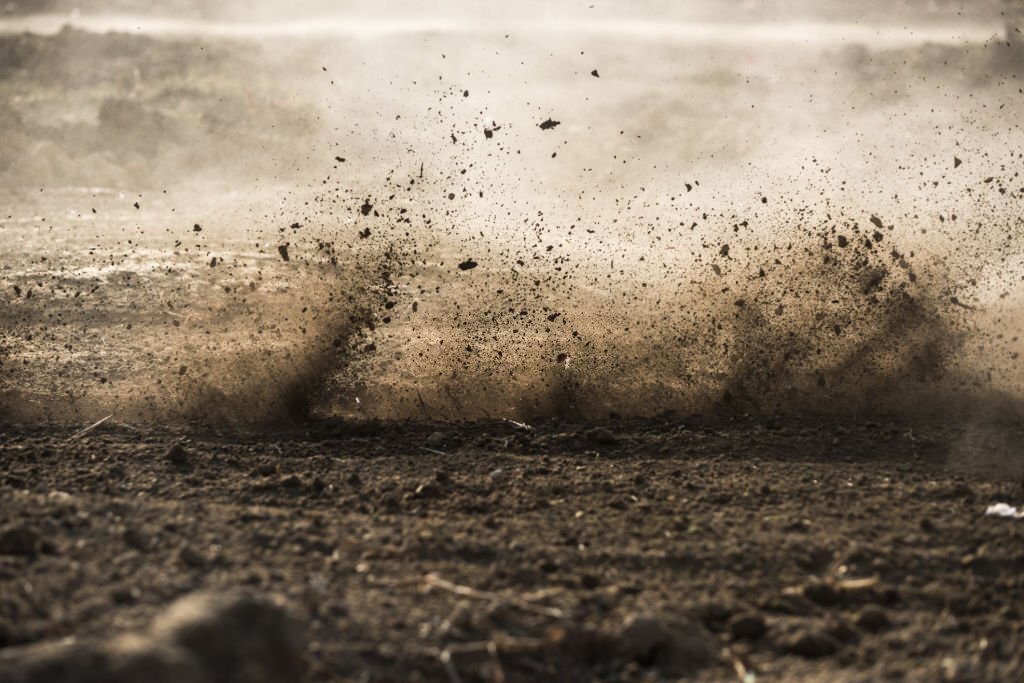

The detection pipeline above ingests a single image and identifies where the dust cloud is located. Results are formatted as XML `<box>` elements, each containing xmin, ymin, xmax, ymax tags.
<box><xmin>1</xmin><ymin>0</ymin><xmax>1023</xmax><ymax>425</ymax></box>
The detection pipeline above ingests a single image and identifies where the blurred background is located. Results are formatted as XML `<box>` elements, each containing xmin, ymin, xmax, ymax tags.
<box><xmin>1</xmin><ymin>0</ymin><xmax>1022</xmax><ymax>422</ymax></box>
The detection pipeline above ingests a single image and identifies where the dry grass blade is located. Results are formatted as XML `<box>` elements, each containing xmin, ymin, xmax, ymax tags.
<box><xmin>502</xmin><ymin>418</ymin><xmax>534</xmax><ymax>432</ymax></box>
<box><xmin>423</xmin><ymin>574</ymin><xmax>565</xmax><ymax>619</ymax></box>
<box><xmin>68</xmin><ymin>415</ymin><xmax>113</xmax><ymax>441</ymax></box>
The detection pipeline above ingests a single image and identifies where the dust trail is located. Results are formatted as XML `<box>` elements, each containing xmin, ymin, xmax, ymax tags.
<box><xmin>1</xmin><ymin>9</ymin><xmax>1024</xmax><ymax>428</ymax></box>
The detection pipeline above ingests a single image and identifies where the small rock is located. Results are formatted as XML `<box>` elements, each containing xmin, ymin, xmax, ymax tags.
<box><xmin>488</xmin><ymin>468</ymin><xmax>506</xmax><ymax>483</ymax></box>
<box><xmin>855</xmin><ymin>606</ymin><xmax>889</xmax><ymax>632</ymax></box>
<box><xmin>785</xmin><ymin>629</ymin><xmax>839</xmax><ymax>658</ymax></box>
<box><xmin>0</xmin><ymin>526</ymin><xmax>40</xmax><ymax>556</ymax></box>
<box><xmin>424</xmin><ymin>432</ymin><xmax>446</xmax><ymax>448</ymax></box>
<box><xmin>727</xmin><ymin>612</ymin><xmax>766</xmax><ymax>640</ymax></box>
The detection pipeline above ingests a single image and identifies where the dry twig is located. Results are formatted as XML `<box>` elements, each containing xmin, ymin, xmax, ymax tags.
<box><xmin>423</xmin><ymin>574</ymin><xmax>565</xmax><ymax>619</ymax></box>
<box><xmin>68</xmin><ymin>415</ymin><xmax>112</xmax><ymax>441</ymax></box>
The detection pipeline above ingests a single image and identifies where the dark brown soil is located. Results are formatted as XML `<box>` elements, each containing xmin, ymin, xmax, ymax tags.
<box><xmin>2</xmin><ymin>415</ymin><xmax>1023</xmax><ymax>682</ymax></box>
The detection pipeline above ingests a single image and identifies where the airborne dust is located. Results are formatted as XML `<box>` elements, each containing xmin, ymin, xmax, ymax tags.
<box><xmin>1</xmin><ymin>1</ymin><xmax>1023</xmax><ymax>428</ymax></box>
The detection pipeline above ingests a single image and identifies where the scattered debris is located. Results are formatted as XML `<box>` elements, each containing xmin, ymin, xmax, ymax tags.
<box><xmin>422</xmin><ymin>573</ymin><xmax>565</xmax><ymax>619</ymax></box>
<box><xmin>985</xmin><ymin>503</ymin><xmax>1024</xmax><ymax>519</ymax></box>
<box><xmin>502</xmin><ymin>418</ymin><xmax>533</xmax><ymax>432</ymax></box>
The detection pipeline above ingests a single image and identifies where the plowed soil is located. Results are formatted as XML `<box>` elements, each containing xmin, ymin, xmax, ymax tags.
<box><xmin>3</xmin><ymin>415</ymin><xmax>1023</xmax><ymax>682</ymax></box>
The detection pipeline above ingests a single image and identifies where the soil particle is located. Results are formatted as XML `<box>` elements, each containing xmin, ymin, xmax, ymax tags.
<box><xmin>0</xmin><ymin>525</ymin><xmax>40</xmax><ymax>556</ymax></box>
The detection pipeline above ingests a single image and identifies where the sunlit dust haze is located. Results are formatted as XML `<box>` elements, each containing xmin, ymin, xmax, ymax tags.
<box><xmin>1</xmin><ymin>0</ymin><xmax>1023</xmax><ymax>426</ymax></box>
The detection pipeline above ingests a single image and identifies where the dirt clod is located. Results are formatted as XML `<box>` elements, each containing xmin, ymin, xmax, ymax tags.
<box><xmin>165</xmin><ymin>443</ymin><xmax>189</xmax><ymax>466</ymax></box>
<box><xmin>0</xmin><ymin>591</ymin><xmax>303</xmax><ymax>683</ymax></box>
<box><xmin>618</xmin><ymin>613</ymin><xmax>716</xmax><ymax>672</ymax></box>
<box><xmin>727</xmin><ymin>612</ymin><xmax>767</xmax><ymax>640</ymax></box>
<box><xmin>785</xmin><ymin>628</ymin><xmax>840</xmax><ymax>658</ymax></box>
<box><xmin>854</xmin><ymin>605</ymin><xmax>890</xmax><ymax>632</ymax></box>
<box><xmin>0</xmin><ymin>526</ymin><xmax>40</xmax><ymax>556</ymax></box>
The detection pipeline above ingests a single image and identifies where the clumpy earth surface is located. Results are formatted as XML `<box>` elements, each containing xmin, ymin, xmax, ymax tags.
<box><xmin>2</xmin><ymin>415</ymin><xmax>1023</xmax><ymax>682</ymax></box>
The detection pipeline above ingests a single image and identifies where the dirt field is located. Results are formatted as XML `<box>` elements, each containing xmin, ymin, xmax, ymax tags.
<box><xmin>2</xmin><ymin>4</ymin><xmax>1024</xmax><ymax>682</ymax></box>
<box><xmin>1</xmin><ymin>415</ymin><xmax>1023</xmax><ymax>682</ymax></box>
